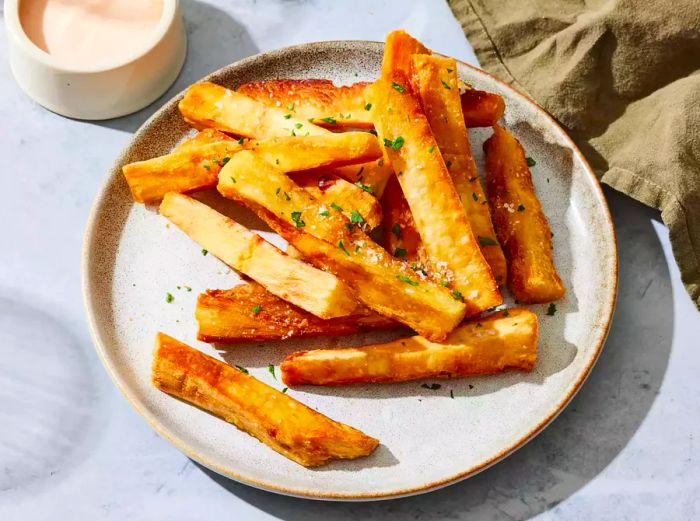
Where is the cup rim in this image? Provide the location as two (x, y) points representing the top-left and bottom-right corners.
(3, 0), (180, 74)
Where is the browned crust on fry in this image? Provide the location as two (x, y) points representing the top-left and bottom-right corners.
(280, 308), (538, 386)
(152, 333), (379, 466)
(484, 125), (565, 303)
(237, 79), (373, 129)
(196, 283), (398, 343)
(380, 174), (424, 262)
(460, 89), (506, 128)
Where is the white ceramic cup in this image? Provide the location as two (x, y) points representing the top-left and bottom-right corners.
(4, 0), (187, 120)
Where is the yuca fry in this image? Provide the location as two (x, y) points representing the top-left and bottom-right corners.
(411, 54), (507, 284)
(380, 174), (424, 262)
(173, 128), (235, 153)
(294, 171), (383, 229)
(237, 79), (373, 129)
(217, 151), (467, 341)
(152, 333), (379, 467)
(366, 75), (502, 315)
(381, 29), (431, 78)
(179, 81), (328, 139)
(123, 131), (381, 204)
(461, 88), (505, 128)
(160, 193), (358, 318)
(484, 125), (565, 303)
(281, 308), (537, 386)
(196, 283), (397, 343)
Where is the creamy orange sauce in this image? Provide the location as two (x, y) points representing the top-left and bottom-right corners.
(19, 0), (163, 69)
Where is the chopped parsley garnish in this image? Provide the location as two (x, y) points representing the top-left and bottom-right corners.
(294, 122), (303, 129)
(547, 303), (557, 316)
(201, 248), (208, 256)
(478, 236), (498, 247)
(230, 176), (236, 184)
(441, 80), (451, 90)
(440, 280), (449, 287)
(275, 158), (280, 165)
(330, 202), (344, 212)
(472, 192), (478, 201)
(468, 176), (478, 182)
(282, 387), (288, 394)
(275, 187), (281, 195)
(421, 383), (441, 390)
(350, 210), (365, 224)
(526, 156), (536, 167)
(203, 164), (211, 171)
(447, 68), (453, 73)
(450, 389), (455, 399)
(220, 156), (231, 166)
(268, 364), (276, 380)
(392, 223), (402, 239)
(445, 160), (452, 168)
(451, 289), (464, 301)
(291, 211), (306, 228)
(364, 103), (372, 111)
(287, 102), (295, 111)
(502, 310), (510, 317)
(237, 137), (245, 144)
(320, 116), (337, 125)
(391, 82), (406, 93)
(319, 210), (330, 217)
(338, 241), (350, 255)
(283, 192), (291, 201)
(184, 286), (192, 292)
(397, 275), (419, 286)
(394, 247), (407, 258)
(377, 158), (384, 166)
(252, 305), (262, 314)
(383, 136), (405, 150)
(284, 113), (292, 119)
(354, 181), (373, 193)
(517, 204), (525, 212)
(165, 292), (174, 303)
(428, 145), (435, 153)
(345, 223), (354, 231)
(235, 365), (249, 374)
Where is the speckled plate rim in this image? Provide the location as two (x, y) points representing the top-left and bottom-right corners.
(81, 40), (618, 501)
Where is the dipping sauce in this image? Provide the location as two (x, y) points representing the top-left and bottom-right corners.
(19, 0), (163, 70)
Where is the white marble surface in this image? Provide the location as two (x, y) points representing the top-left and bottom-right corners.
(0, 0), (698, 519)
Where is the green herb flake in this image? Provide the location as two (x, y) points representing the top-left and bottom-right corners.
(391, 82), (406, 93)
(421, 383), (441, 390)
(235, 365), (249, 374)
(478, 236), (498, 247)
(203, 164), (211, 171)
(526, 156), (536, 167)
(294, 122), (303, 129)
(275, 158), (280, 165)
(428, 145), (435, 153)
(468, 176), (478, 182)
(517, 204), (525, 212)
(330, 202), (344, 212)
(185, 286), (192, 292)
(275, 187), (281, 195)
(391, 223), (403, 239)
(447, 68), (454, 73)
(397, 275), (419, 286)
(201, 248), (208, 256)
(350, 210), (365, 224)
(547, 303), (557, 316)
(338, 241), (350, 256)
(320, 116), (337, 125)
(440, 280), (449, 287)
(282, 387), (288, 394)
(284, 113), (292, 119)
(450, 389), (455, 399)
(472, 192), (478, 201)
(345, 223), (354, 231)
(291, 211), (306, 228)
(441, 80), (451, 90)
(451, 289), (464, 301)
(355, 181), (373, 193)
(287, 102), (295, 111)
(230, 176), (236, 184)
(252, 305), (262, 314)
(394, 247), (407, 258)
(383, 136), (405, 151)
(377, 159), (385, 166)
(364, 103), (372, 111)
(165, 292), (174, 303)
(220, 156), (231, 167)
(502, 310), (510, 317)
(268, 364), (276, 380)
(237, 137), (245, 145)
(445, 160), (452, 168)
(319, 210), (330, 217)
(283, 192), (291, 201)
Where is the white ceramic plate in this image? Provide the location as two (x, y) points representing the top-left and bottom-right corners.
(82, 41), (617, 500)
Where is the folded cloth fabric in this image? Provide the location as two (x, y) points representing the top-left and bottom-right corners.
(450, 0), (700, 308)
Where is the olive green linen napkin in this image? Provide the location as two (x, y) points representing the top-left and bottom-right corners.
(449, 0), (700, 308)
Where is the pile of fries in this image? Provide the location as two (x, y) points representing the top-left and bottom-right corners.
(123, 30), (565, 468)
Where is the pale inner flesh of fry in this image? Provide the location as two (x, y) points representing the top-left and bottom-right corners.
(281, 308), (538, 385)
(152, 333), (379, 467)
(160, 192), (358, 319)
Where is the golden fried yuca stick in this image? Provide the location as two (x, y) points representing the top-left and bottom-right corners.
(217, 151), (466, 341)
(123, 131), (382, 204)
(152, 333), (379, 467)
(411, 54), (507, 284)
(293, 171), (382, 229)
(160, 193), (358, 318)
(380, 174), (424, 262)
(281, 308), (537, 386)
(461, 88), (505, 128)
(366, 75), (502, 315)
(237, 79), (374, 129)
(196, 283), (398, 343)
(179, 82), (329, 139)
(173, 128), (235, 153)
(326, 155), (395, 198)
(381, 30), (431, 78)
(483, 125), (565, 303)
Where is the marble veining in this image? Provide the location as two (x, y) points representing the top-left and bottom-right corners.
(0, 1), (698, 519)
